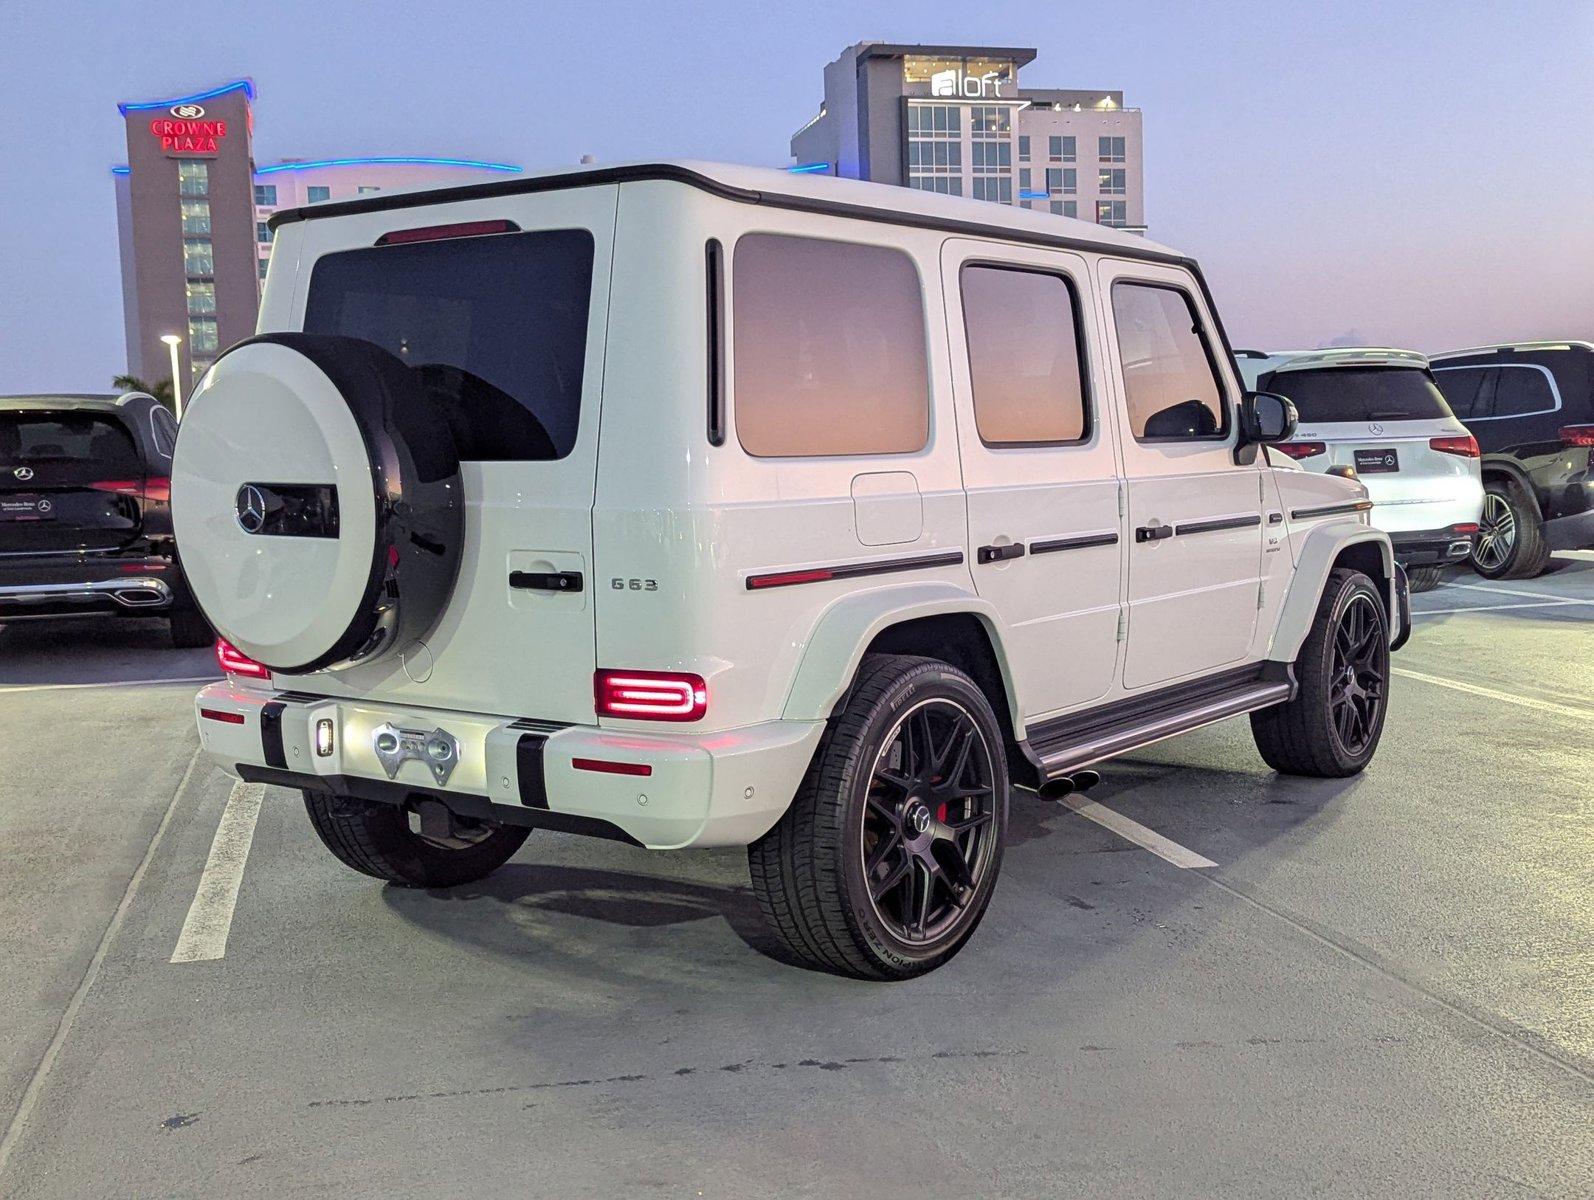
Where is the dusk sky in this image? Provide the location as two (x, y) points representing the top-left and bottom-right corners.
(2, 0), (1590, 393)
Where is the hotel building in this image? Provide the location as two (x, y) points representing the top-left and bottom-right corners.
(791, 43), (1145, 232)
(113, 80), (521, 391)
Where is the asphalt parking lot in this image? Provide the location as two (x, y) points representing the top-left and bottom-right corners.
(1, 557), (1590, 1199)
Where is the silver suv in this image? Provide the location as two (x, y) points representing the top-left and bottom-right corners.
(1236, 348), (1484, 590)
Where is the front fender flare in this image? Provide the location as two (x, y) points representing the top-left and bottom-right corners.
(780, 582), (1026, 734)
(1270, 523), (1398, 663)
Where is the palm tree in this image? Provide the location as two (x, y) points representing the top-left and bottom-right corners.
(112, 373), (175, 410)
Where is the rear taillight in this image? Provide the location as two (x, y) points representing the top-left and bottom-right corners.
(1271, 441), (1327, 460)
(1558, 424), (1594, 448)
(215, 637), (271, 680)
(88, 476), (169, 501)
(594, 669), (708, 722)
(1429, 434), (1480, 458)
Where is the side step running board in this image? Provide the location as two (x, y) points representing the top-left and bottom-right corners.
(1020, 664), (1295, 780)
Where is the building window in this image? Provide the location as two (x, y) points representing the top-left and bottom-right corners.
(1044, 168), (1077, 195)
(253, 184), (277, 207)
(972, 177), (1013, 202)
(182, 238), (214, 278)
(187, 316), (219, 355)
(307, 185), (331, 203)
(1052, 200), (1078, 218)
(1096, 200), (1128, 226)
(1018, 135), (1030, 162)
(1049, 135), (1075, 162)
(258, 257), (270, 280)
(257, 222), (273, 244)
(731, 234), (929, 458)
(179, 199), (211, 236)
(960, 264), (1089, 445)
(190, 359), (214, 381)
(1099, 169), (1127, 195)
(907, 103), (963, 195)
(1099, 136), (1126, 163)
(357, 185), (380, 194)
(177, 160), (209, 197)
(970, 106), (1014, 204)
(1111, 282), (1226, 440)
(1018, 168), (1031, 193)
(185, 280), (216, 315)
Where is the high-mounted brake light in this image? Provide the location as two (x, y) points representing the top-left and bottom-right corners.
(375, 219), (519, 246)
(594, 669), (708, 722)
(1429, 434), (1480, 458)
(1558, 424), (1594, 448)
(215, 637), (271, 680)
(1271, 441), (1327, 460)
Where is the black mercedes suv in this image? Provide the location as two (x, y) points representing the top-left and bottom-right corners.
(0, 393), (211, 646)
(1430, 342), (1594, 579)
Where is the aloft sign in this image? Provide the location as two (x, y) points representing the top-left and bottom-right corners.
(147, 104), (228, 156)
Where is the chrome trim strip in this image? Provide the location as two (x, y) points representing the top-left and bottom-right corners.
(0, 577), (172, 609)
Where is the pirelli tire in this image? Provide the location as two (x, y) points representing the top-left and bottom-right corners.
(171, 333), (464, 675)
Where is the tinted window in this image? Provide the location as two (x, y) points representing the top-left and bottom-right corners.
(733, 234), (929, 457)
(304, 229), (594, 461)
(1490, 366), (1557, 417)
(0, 414), (138, 470)
(1111, 283), (1226, 439)
(1432, 367), (1493, 419)
(961, 265), (1088, 444)
(1262, 368), (1454, 423)
(150, 408), (178, 458)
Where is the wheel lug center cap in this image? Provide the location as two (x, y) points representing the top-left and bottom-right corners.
(904, 800), (932, 837)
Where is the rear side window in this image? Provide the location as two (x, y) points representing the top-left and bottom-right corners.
(1490, 366), (1559, 418)
(1432, 366), (1493, 419)
(960, 264), (1089, 445)
(1262, 368), (1455, 423)
(732, 234), (929, 457)
(0, 414), (139, 471)
(1110, 283), (1227, 440)
(303, 229), (594, 461)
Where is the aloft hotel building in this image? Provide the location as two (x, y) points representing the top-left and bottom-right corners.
(791, 43), (1145, 233)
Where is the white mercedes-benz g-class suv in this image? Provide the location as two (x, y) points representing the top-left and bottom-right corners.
(174, 162), (1409, 979)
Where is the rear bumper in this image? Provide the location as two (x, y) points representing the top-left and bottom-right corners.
(0, 574), (173, 617)
(1545, 507), (1594, 552)
(194, 683), (825, 850)
(1388, 525), (1476, 566)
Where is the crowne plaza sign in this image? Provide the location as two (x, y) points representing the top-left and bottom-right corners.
(147, 104), (228, 156)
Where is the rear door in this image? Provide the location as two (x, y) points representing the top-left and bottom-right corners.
(1096, 261), (1264, 690)
(940, 240), (1124, 719)
(280, 186), (619, 722)
(0, 410), (145, 555)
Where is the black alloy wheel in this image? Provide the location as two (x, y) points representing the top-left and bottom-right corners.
(1327, 592), (1385, 757)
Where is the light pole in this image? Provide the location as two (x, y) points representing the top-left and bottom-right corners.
(160, 334), (183, 419)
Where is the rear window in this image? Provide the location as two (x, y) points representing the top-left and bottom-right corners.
(1260, 367), (1454, 423)
(1432, 366), (1492, 419)
(0, 413), (139, 470)
(303, 228), (595, 461)
(1490, 365), (1558, 418)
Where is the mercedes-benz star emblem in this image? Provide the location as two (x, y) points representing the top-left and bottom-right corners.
(12, 466), (33, 481)
(235, 484), (267, 534)
(1368, 423), (1385, 435)
(907, 802), (931, 836)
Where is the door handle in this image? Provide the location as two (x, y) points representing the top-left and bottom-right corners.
(1134, 525), (1173, 543)
(976, 543), (1026, 564)
(509, 570), (584, 593)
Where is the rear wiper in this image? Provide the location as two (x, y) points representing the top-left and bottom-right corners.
(1367, 411), (1412, 420)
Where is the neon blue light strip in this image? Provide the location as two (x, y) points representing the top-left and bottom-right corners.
(787, 162), (831, 174)
(119, 80), (254, 115)
(111, 165), (131, 176)
(254, 156), (522, 175)
(1019, 190), (1049, 199)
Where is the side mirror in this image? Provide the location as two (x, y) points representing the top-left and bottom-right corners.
(1235, 391), (1298, 463)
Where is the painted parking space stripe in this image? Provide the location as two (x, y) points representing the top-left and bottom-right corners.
(171, 781), (265, 964)
(1437, 580), (1593, 604)
(1058, 794), (1217, 869)
(0, 676), (217, 696)
(1414, 600), (1585, 617)
(1392, 667), (1594, 721)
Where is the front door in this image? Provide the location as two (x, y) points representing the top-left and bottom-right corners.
(1096, 259), (1264, 690)
(942, 239), (1125, 721)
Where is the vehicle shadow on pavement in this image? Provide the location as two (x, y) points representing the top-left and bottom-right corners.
(0, 616), (216, 687)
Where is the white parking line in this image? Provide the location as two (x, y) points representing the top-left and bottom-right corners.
(0, 676), (217, 696)
(171, 781), (264, 964)
(1415, 600), (1584, 616)
(1392, 667), (1594, 721)
(1439, 580), (1591, 604)
(1058, 794), (1217, 869)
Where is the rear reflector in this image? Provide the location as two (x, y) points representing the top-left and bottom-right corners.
(199, 708), (246, 725)
(746, 567), (837, 590)
(1559, 424), (1594, 447)
(376, 219), (519, 246)
(572, 757), (653, 777)
(215, 637), (271, 680)
(88, 476), (170, 502)
(1429, 434), (1480, 458)
(1271, 441), (1327, 460)
(594, 669), (708, 722)
(1451, 523), (1480, 535)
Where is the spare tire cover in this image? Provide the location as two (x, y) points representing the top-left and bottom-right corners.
(172, 333), (463, 674)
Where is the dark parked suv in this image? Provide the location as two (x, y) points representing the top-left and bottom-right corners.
(0, 393), (211, 646)
(1430, 342), (1594, 579)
